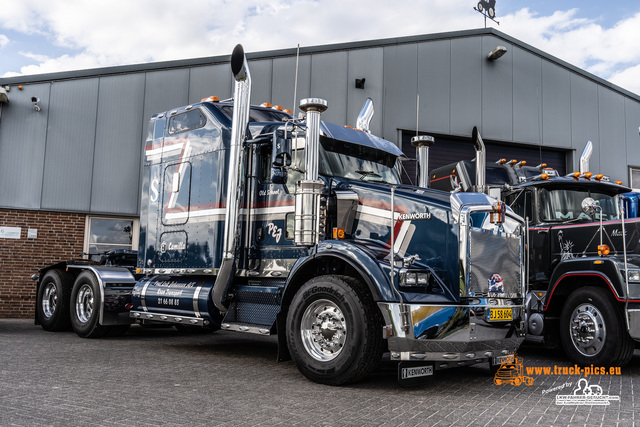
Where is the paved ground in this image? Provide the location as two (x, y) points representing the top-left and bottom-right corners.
(1, 319), (639, 426)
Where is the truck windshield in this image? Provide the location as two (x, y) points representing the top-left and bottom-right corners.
(319, 138), (401, 184)
(539, 188), (621, 222)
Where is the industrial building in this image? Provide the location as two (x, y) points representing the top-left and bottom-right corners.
(1, 27), (639, 317)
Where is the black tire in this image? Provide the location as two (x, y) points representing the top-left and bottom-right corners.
(286, 275), (384, 385)
(477, 2), (483, 13)
(36, 270), (73, 331)
(560, 287), (634, 367)
(70, 271), (111, 338)
(488, 7), (495, 18)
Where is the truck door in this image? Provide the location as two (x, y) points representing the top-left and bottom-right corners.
(248, 142), (306, 277)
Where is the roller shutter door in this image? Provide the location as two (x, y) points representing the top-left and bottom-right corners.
(400, 131), (568, 186)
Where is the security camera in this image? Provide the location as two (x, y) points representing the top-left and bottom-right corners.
(31, 96), (41, 112)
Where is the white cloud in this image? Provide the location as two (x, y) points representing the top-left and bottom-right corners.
(2, 1), (640, 95)
(0, 34), (8, 49)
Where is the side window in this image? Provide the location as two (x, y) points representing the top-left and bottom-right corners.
(84, 217), (139, 261)
(168, 109), (206, 135)
(506, 191), (532, 221)
(259, 145), (272, 184)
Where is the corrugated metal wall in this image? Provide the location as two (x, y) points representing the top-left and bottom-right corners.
(1, 29), (639, 217)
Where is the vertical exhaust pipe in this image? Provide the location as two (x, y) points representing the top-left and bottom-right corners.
(580, 141), (593, 173)
(411, 135), (435, 188)
(355, 98), (374, 133)
(212, 44), (252, 313)
(294, 98), (327, 246)
(472, 126), (486, 194)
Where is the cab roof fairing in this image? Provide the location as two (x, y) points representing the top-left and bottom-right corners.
(512, 177), (631, 194)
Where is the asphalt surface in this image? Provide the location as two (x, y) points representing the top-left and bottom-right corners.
(1, 319), (639, 426)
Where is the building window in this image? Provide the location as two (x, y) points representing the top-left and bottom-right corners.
(630, 167), (640, 191)
(84, 216), (139, 261)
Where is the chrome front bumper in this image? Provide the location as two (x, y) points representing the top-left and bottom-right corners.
(379, 302), (525, 365)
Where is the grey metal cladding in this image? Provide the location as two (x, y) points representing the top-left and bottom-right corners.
(0, 83), (50, 209)
(271, 54), (312, 115)
(91, 74), (145, 215)
(188, 64), (232, 105)
(249, 59), (273, 108)
(541, 61), (571, 148)
(41, 78), (99, 211)
(624, 97), (640, 166)
(417, 40), (451, 135)
(311, 51), (348, 126)
(512, 45), (542, 144)
(347, 47), (383, 136)
(482, 35), (513, 141)
(142, 68), (190, 125)
(382, 43), (417, 142)
(598, 86), (626, 175)
(450, 36), (482, 137)
(570, 76), (599, 171)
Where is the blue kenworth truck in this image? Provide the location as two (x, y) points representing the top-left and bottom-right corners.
(33, 45), (526, 385)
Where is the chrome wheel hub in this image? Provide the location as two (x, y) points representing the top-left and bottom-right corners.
(300, 299), (347, 361)
(570, 303), (606, 356)
(42, 282), (57, 318)
(76, 284), (94, 324)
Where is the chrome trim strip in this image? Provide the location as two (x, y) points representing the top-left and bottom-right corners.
(221, 323), (272, 335)
(192, 285), (202, 318)
(130, 311), (206, 327)
(140, 280), (151, 312)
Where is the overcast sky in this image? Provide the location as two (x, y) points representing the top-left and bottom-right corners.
(1, 0), (640, 95)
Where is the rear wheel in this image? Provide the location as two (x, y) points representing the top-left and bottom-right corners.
(286, 275), (383, 385)
(70, 271), (111, 338)
(36, 270), (73, 331)
(560, 287), (634, 366)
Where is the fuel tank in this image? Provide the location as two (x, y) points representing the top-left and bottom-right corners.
(131, 276), (219, 325)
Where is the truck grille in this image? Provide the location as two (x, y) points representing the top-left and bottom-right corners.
(468, 228), (522, 298)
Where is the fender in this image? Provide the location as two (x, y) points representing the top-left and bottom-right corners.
(67, 265), (137, 325)
(544, 257), (639, 310)
(285, 240), (394, 303)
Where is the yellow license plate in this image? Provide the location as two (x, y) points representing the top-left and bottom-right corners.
(487, 308), (512, 322)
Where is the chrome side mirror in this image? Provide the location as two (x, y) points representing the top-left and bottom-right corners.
(581, 197), (598, 216)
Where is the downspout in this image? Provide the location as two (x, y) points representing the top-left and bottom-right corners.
(472, 126), (486, 194)
(212, 44), (252, 313)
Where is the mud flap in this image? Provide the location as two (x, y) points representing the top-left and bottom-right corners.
(398, 361), (435, 387)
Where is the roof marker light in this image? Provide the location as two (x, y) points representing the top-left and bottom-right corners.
(497, 158), (507, 165)
(261, 102), (272, 108)
(536, 163), (547, 170)
(509, 159), (518, 166)
(200, 96), (219, 102)
(616, 180), (623, 185)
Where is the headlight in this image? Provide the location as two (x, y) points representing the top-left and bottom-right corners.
(399, 270), (430, 287)
(627, 269), (640, 282)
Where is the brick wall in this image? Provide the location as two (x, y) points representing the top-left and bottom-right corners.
(0, 209), (85, 318)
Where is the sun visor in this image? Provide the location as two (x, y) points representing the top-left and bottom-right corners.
(320, 121), (405, 158)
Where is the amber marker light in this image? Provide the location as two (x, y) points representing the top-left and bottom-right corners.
(541, 173), (549, 180)
(598, 244), (610, 256)
(333, 227), (346, 239)
(616, 180), (623, 185)
(593, 260), (604, 265)
(509, 159), (518, 166)
(596, 174), (604, 181)
(497, 158), (507, 165)
(200, 96), (219, 102)
(585, 172), (593, 180)
(261, 102), (272, 108)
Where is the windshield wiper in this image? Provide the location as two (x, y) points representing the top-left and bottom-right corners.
(356, 170), (382, 181)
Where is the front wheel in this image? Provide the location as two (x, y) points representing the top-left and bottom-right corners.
(560, 287), (634, 366)
(70, 271), (111, 338)
(286, 276), (384, 385)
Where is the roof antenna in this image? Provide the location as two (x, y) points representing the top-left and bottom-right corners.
(292, 44), (300, 118)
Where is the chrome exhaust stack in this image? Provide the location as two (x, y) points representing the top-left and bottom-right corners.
(472, 126), (486, 194)
(411, 135), (435, 188)
(579, 140), (593, 173)
(355, 98), (374, 133)
(212, 44), (252, 313)
(294, 98), (327, 246)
